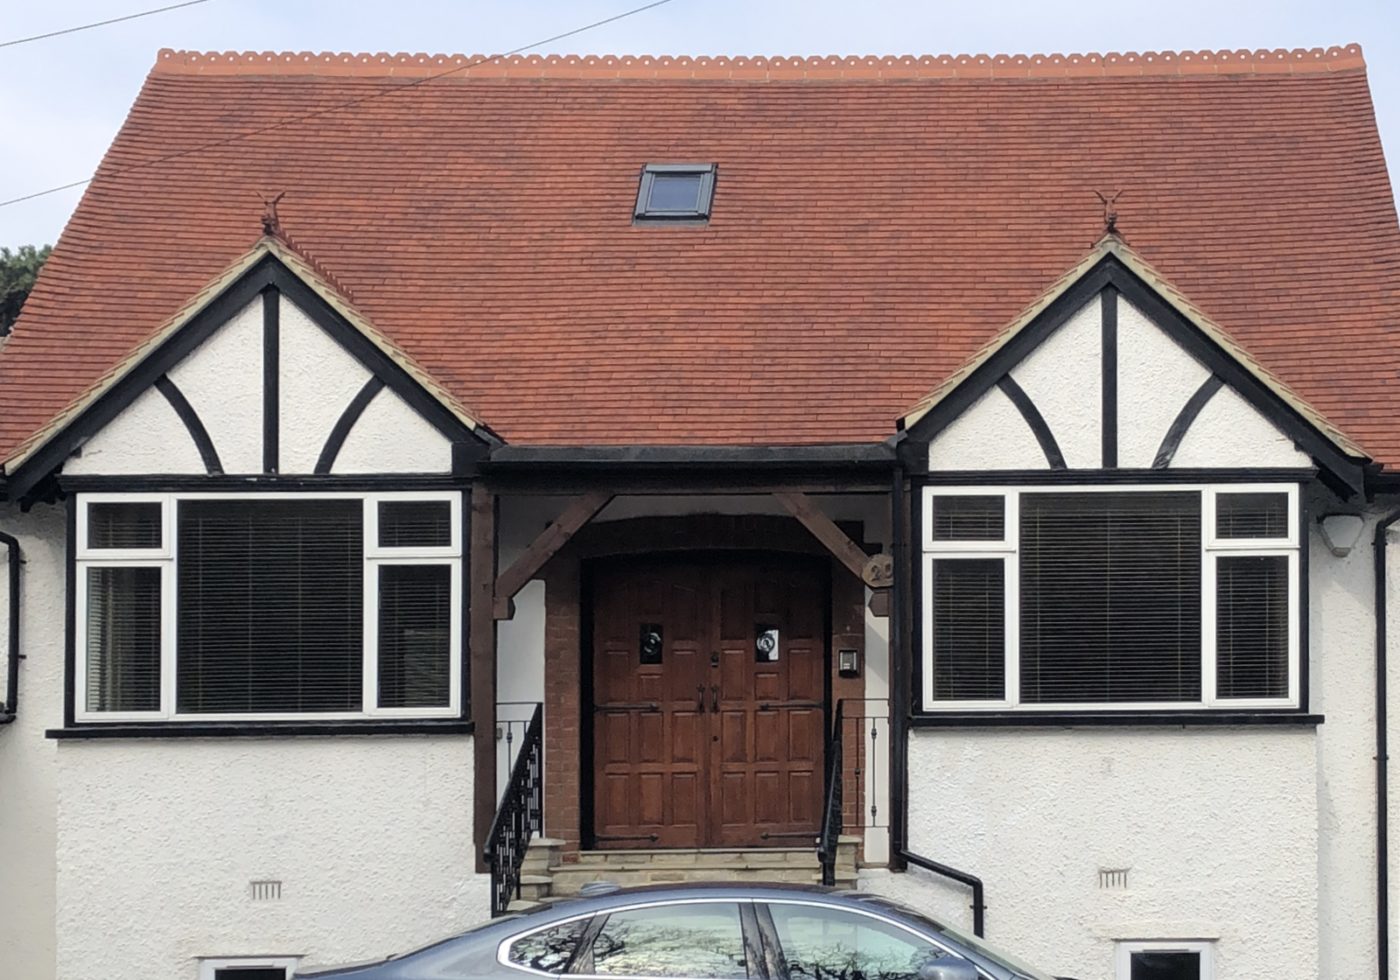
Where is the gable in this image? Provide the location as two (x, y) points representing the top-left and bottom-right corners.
(906, 244), (1366, 494)
(6, 243), (493, 497)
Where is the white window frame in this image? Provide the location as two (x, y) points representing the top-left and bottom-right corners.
(75, 491), (462, 723)
(197, 956), (300, 980)
(921, 483), (1300, 712)
(1114, 940), (1215, 980)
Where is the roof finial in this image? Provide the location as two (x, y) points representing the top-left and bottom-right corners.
(259, 190), (286, 238)
(1094, 189), (1124, 237)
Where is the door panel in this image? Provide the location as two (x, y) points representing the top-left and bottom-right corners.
(591, 558), (827, 848)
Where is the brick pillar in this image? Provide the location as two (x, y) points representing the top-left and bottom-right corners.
(543, 558), (582, 860)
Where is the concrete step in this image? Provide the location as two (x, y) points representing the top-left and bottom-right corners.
(572, 848), (821, 870)
(549, 863), (826, 893)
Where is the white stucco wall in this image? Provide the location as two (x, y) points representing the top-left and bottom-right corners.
(64, 385), (206, 475)
(1116, 299), (1209, 468)
(884, 726), (1319, 980)
(278, 297), (372, 474)
(1009, 295), (1101, 469)
(0, 504), (64, 980)
(927, 386), (1048, 471)
(331, 388), (453, 474)
(1173, 383), (1310, 469)
(167, 297), (265, 475)
(54, 736), (486, 980)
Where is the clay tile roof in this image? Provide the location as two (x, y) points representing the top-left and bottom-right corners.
(2, 44), (1398, 464)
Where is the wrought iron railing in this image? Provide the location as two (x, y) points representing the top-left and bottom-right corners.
(817, 700), (845, 886)
(485, 701), (543, 916)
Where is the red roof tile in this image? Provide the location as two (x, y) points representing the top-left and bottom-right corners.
(3, 45), (1398, 462)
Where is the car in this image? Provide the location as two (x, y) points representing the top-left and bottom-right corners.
(294, 882), (1063, 980)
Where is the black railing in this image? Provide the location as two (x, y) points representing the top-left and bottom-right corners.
(485, 701), (543, 916)
(817, 700), (845, 886)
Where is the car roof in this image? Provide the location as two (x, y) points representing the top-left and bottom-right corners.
(501, 881), (911, 924)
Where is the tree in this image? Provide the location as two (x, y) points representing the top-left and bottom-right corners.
(1, 244), (53, 336)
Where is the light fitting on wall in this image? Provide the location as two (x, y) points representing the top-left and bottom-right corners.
(1319, 513), (1366, 557)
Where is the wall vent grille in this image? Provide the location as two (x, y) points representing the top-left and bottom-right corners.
(1098, 868), (1130, 889)
(250, 879), (283, 901)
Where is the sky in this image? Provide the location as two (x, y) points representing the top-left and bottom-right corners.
(1, 0), (1398, 248)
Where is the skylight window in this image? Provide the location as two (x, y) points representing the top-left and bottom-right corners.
(635, 164), (716, 221)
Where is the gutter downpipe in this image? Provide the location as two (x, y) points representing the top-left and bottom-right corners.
(1375, 509), (1400, 980)
(0, 530), (19, 724)
(890, 461), (987, 937)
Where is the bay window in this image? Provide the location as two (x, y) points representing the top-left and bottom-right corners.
(921, 484), (1300, 711)
(75, 492), (462, 722)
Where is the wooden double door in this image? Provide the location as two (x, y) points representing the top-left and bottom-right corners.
(590, 557), (827, 849)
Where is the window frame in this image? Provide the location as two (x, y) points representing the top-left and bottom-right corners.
(920, 482), (1301, 713)
(74, 490), (463, 724)
(196, 956), (300, 980)
(1113, 939), (1215, 980)
(634, 164), (717, 222)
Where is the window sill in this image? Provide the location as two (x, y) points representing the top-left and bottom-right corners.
(908, 710), (1323, 729)
(47, 718), (475, 740)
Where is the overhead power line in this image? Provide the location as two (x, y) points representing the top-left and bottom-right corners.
(0, 0), (679, 210)
(0, 0), (214, 50)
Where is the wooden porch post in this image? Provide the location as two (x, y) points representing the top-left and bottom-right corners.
(470, 484), (498, 873)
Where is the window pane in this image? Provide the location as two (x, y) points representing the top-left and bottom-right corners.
(85, 566), (161, 712)
(378, 565), (452, 708)
(1216, 491), (1290, 539)
(647, 172), (704, 212)
(508, 919), (589, 974)
(769, 902), (943, 980)
(591, 904), (747, 978)
(1217, 555), (1290, 699)
(930, 558), (1005, 701)
(378, 500), (452, 548)
(177, 500), (363, 714)
(931, 495), (1005, 541)
(87, 501), (162, 550)
(1020, 492), (1202, 704)
(1130, 950), (1201, 980)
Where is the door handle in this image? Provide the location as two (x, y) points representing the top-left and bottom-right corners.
(710, 684), (720, 714)
(697, 685), (706, 712)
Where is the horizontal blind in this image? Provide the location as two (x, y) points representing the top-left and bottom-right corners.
(1217, 555), (1289, 699)
(930, 558), (1005, 700)
(177, 499), (363, 714)
(85, 566), (162, 712)
(1020, 492), (1202, 704)
(931, 495), (1005, 541)
(87, 501), (163, 550)
(378, 500), (452, 549)
(378, 564), (452, 708)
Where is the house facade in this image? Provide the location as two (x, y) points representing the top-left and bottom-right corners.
(1, 44), (1399, 980)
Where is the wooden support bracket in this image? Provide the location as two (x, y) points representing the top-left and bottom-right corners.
(773, 491), (895, 593)
(493, 490), (613, 619)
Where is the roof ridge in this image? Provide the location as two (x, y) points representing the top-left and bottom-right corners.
(152, 45), (1366, 81)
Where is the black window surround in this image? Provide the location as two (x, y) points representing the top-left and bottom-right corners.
(72, 491), (463, 724)
(634, 163), (717, 222)
(919, 483), (1302, 714)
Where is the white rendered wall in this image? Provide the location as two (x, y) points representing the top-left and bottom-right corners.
(1173, 384), (1310, 468)
(54, 736), (486, 980)
(167, 297), (264, 474)
(0, 504), (64, 980)
(881, 727), (1319, 979)
(64, 385), (206, 475)
(1116, 299), (1210, 468)
(60, 291), (455, 479)
(278, 298), (372, 474)
(927, 386), (1048, 471)
(1007, 295), (1100, 469)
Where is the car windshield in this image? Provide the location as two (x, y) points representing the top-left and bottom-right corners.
(857, 896), (1058, 980)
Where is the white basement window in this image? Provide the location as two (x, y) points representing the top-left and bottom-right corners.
(198, 957), (300, 980)
(1115, 940), (1214, 980)
(76, 492), (462, 722)
(920, 484), (1300, 711)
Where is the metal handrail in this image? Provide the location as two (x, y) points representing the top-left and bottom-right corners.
(484, 701), (544, 916)
(817, 700), (845, 886)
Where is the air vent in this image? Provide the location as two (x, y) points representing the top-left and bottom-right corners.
(1098, 868), (1130, 890)
(250, 879), (283, 901)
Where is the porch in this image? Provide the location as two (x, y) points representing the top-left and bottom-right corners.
(467, 450), (900, 912)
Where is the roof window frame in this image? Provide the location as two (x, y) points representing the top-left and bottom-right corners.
(634, 163), (717, 222)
